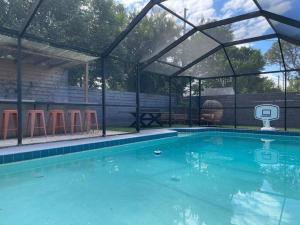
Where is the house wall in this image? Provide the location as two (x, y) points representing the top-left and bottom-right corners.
(0, 59), (68, 101)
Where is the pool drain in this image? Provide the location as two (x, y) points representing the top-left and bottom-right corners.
(154, 149), (162, 156)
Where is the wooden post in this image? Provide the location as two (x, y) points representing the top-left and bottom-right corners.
(84, 63), (89, 103)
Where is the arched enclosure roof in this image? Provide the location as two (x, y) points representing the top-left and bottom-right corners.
(0, 0), (299, 78)
(103, 0), (300, 79)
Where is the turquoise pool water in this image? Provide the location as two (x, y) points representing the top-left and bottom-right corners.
(0, 132), (299, 225)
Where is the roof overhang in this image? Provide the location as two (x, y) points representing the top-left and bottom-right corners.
(0, 34), (99, 68)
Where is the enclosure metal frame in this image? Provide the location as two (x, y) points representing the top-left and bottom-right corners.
(0, 0), (299, 144)
(121, 0), (299, 131)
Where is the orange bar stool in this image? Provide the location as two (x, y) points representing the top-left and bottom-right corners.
(26, 110), (47, 137)
(48, 110), (66, 135)
(2, 110), (18, 140)
(68, 110), (82, 134)
(84, 110), (99, 131)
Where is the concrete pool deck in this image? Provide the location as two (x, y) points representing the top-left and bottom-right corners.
(0, 130), (128, 148)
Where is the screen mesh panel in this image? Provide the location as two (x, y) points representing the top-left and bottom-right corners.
(180, 49), (234, 78)
(158, 31), (219, 68)
(236, 72), (285, 130)
(205, 16), (274, 44)
(237, 107), (285, 130)
(227, 38), (284, 75)
(257, 0), (300, 22)
(144, 61), (181, 76)
(236, 73), (285, 108)
(287, 108), (300, 131)
(201, 77), (234, 108)
(191, 79), (201, 126)
(0, 37), (18, 145)
(0, 0), (37, 31)
(287, 71), (300, 108)
(170, 76), (190, 127)
(110, 5), (192, 63)
(201, 77), (235, 127)
(270, 20), (300, 43)
(161, 0), (258, 26)
(24, 0), (133, 52)
(105, 57), (137, 134)
(105, 57), (136, 92)
(140, 73), (170, 129)
(280, 40), (300, 70)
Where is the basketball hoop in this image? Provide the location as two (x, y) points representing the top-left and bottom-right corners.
(254, 104), (280, 131)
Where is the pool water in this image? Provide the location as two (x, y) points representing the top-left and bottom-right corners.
(0, 132), (300, 225)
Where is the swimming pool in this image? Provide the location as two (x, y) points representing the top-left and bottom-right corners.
(0, 131), (299, 225)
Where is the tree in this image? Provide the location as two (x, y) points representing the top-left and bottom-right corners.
(109, 8), (189, 93)
(265, 40), (300, 92)
(228, 46), (279, 93)
(287, 74), (300, 92)
(0, 0), (129, 88)
(0, 0), (33, 30)
(265, 40), (300, 71)
(190, 45), (279, 94)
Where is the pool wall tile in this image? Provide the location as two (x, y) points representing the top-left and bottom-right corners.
(56, 148), (64, 155)
(3, 154), (14, 164)
(48, 148), (56, 156)
(24, 152), (33, 160)
(32, 150), (41, 159)
(0, 131), (177, 165)
(41, 150), (49, 158)
(63, 147), (70, 154)
(13, 153), (24, 162)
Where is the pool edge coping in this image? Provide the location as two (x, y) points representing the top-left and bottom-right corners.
(171, 127), (300, 136)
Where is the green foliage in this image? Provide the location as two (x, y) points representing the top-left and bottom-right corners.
(201, 77), (233, 90)
(264, 41), (284, 69)
(227, 47), (265, 74)
(107, 7), (182, 92)
(265, 40), (300, 71)
(288, 78), (300, 92)
(0, 0), (33, 29)
(0, 0), (129, 88)
(116, 9), (181, 63)
(286, 72), (300, 92)
(228, 46), (279, 93)
(237, 76), (280, 94)
(265, 40), (300, 92)
(191, 46), (278, 94)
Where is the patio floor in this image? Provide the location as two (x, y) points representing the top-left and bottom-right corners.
(0, 130), (129, 148)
